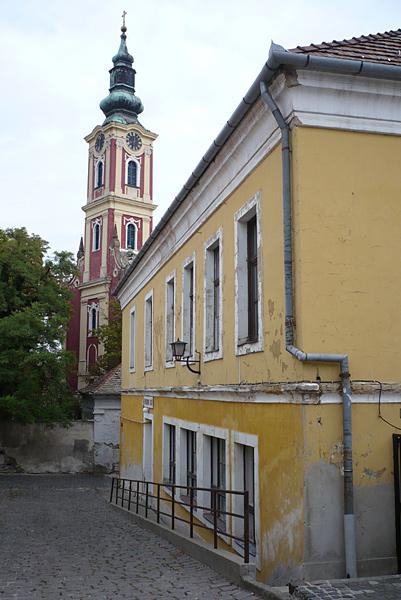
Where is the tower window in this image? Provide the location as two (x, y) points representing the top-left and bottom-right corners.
(126, 222), (137, 250)
(93, 222), (101, 251)
(88, 302), (99, 336)
(96, 161), (104, 188)
(127, 160), (138, 187)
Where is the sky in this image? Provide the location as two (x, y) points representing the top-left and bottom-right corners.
(1, 0), (401, 256)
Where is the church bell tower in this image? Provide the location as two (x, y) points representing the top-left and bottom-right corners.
(66, 16), (157, 390)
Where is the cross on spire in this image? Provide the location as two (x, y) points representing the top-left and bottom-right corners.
(121, 10), (127, 32)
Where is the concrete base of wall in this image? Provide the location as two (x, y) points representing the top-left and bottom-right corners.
(303, 556), (397, 582)
(109, 503), (289, 600)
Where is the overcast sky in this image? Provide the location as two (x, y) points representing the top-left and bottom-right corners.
(1, 1), (401, 256)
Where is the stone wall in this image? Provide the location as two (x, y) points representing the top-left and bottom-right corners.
(0, 421), (94, 473)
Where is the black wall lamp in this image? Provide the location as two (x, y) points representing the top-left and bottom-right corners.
(170, 339), (201, 374)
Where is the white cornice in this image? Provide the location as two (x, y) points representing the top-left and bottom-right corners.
(82, 195), (158, 213)
(121, 383), (401, 404)
(117, 69), (401, 308)
(85, 121), (158, 143)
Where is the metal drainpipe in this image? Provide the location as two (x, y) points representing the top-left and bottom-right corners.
(260, 81), (357, 579)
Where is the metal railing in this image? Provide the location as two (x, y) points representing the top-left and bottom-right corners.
(110, 477), (251, 563)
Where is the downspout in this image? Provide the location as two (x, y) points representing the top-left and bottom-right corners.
(260, 81), (357, 579)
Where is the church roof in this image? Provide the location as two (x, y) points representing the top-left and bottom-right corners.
(99, 22), (143, 125)
(291, 29), (401, 66)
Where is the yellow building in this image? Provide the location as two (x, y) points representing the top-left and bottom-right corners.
(115, 30), (401, 584)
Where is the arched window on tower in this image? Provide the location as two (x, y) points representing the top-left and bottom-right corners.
(88, 303), (99, 336)
(127, 160), (138, 187)
(93, 222), (101, 251)
(90, 307), (98, 332)
(96, 161), (104, 187)
(126, 222), (137, 250)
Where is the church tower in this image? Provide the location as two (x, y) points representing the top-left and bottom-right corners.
(67, 17), (157, 390)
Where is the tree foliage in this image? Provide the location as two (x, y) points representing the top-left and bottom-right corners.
(89, 299), (122, 377)
(0, 228), (79, 423)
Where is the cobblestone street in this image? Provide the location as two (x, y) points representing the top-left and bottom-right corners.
(0, 475), (261, 600)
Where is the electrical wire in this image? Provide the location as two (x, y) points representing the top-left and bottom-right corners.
(375, 379), (401, 432)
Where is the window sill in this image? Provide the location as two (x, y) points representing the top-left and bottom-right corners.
(144, 365), (154, 373)
(165, 360), (175, 369)
(128, 367), (136, 374)
(203, 349), (223, 363)
(126, 184), (140, 189)
(235, 338), (263, 356)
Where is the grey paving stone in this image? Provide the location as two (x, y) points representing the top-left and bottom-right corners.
(0, 474), (261, 599)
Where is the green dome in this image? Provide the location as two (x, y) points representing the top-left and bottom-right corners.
(100, 26), (143, 125)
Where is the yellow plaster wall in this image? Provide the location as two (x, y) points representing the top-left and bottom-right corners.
(304, 402), (399, 488)
(121, 145), (305, 390)
(123, 126), (401, 389)
(292, 127), (401, 381)
(120, 393), (305, 581)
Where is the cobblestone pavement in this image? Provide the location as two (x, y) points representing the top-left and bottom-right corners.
(290, 575), (401, 600)
(0, 474), (261, 600)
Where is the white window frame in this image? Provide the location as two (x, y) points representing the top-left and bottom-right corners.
(86, 343), (97, 368)
(126, 222), (138, 251)
(95, 159), (104, 188)
(231, 431), (260, 568)
(203, 229), (223, 362)
(129, 306), (136, 372)
(234, 192), (263, 355)
(144, 289), (154, 372)
(142, 412), (153, 482)
(125, 156), (141, 188)
(92, 217), (102, 252)
(165, 271), (176, 368)
(162, 422), (177, 484)
(161, 416), (230, 542)
(87, 302), (99, 336)
(181, 254), (196, 361)
(123, 216), (141, 252)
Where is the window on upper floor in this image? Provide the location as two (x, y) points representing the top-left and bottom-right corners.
(129, 307), (136, 371)
(126, 222), (137, 250)
(127, 159), (138, 187)
(144, 291), (153, 370)
(96, 160), (104, 188)
(165, 274), (176, 366)
(204, 231), (222, 359)
(235, 193), (263, 354)
(93, 221), (101, 251)
(182, 258), (195, 358)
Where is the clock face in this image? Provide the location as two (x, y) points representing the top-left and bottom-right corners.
(95, 133), (105, 153)
(126, 132), (142, 151)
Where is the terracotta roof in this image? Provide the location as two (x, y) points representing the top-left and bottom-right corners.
(290, 29), (401, 66)
(80, 364), (121, 396)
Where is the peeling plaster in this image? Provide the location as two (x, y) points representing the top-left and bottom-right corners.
(363, 467), (386, 480)
(264, 506), (302, 562)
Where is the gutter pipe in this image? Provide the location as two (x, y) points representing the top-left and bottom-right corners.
(259, 80), (357, 579)
(115, 43), (401, 296)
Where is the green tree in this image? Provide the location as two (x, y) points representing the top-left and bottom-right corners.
(89, 299), (122, 377)
(0, 228), (79, 423)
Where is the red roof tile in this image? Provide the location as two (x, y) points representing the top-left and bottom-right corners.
(290, 29), (401, 66)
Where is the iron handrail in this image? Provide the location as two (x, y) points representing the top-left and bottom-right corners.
(110, 476), (251, 563)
